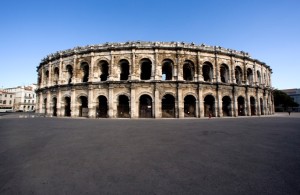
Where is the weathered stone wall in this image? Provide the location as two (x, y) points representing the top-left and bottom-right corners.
(36, 41), (274, 118)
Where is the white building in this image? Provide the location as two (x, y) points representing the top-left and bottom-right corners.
(5, 84), (37, 112)
(0, 90), (15, 112)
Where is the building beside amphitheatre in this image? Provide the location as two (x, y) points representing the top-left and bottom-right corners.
(36, 41), (274, 118)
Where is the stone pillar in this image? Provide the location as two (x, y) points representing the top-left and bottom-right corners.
(175, 52), (180, 81)
(177, 85), (184, 118)
(88, 86), (94, 118)
(154, 49), (160, 80)
(195, 100), (199, 117)
(198, 85), (204, 118)
(230, 56), (235, 84)
(38, 92), (43, 113)
(131, 49), (136, 80)
(71, 88), (76, 117)
(130, 85), (137, 118)
(108, 85), (114, 118)
(245, 88), (250, 116)
(57, 89), (62, 117)
(48, 63), (52, 87)
(154, 84), (160, 118)
(73, 56), (77, 84)
(233, 87), (238, 117)
(214, 51), (219, 83)
(109, 51), (114, 81)
(89, 54), (95, 83)
(46, 91), (51, 116)
(197, 51), (203, 82)
(217, 93), (222, 117)
(59, 58), (63, 85)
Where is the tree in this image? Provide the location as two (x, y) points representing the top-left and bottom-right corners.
(273, 89), (299, 111)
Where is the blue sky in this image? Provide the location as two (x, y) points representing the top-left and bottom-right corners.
(0, 0), (299, 89)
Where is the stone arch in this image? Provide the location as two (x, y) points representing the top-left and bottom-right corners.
(250, 96), (256, 116)
(257, 70), (261, 85)
(202, 61), (213, 82)
(44, 69), (49, 84)
(80, 62), (89, 82)
(53, 67), (59, 84)
(184, 95), (196, 117)
(183, 60), (195, 81)
(96, 95), (108, 118)
(140, 58), (152, 80)
(162, 59), (174, 81)
(237, 96), (245, 116)
(52, 96), (57, 116)
(222, 96), (232, 117)
(220, 64), (229, 83)
(247, 68), (253, 85)
(98, 60), (109, 81)
(235, 66), (243, 84)
(66, 64), (73, 84)
(119, 59), (130, 80)
(117, 94), (130, 118)
(204, 94), (215, 117)
(139, 94), (153, 118)
(63, 96), (71, 117)
(78, 95), (88, 117)
(162, 94), (175, 118)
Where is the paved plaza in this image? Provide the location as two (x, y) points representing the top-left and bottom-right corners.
(0, 114), (300, 194)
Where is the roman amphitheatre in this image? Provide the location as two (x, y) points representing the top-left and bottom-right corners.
(36, 41), (274, 118)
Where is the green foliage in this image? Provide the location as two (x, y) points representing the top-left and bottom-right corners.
(273, 89), (299, 109)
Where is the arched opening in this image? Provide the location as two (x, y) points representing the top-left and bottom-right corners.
(222, 96), (231, 116)
(45, 70), (49, 84)
(81, 62), (89, 82)
(260, 98), (264, 115)
(43, 98), (47, 114)
(66, 65), (73, 84)
(220, 64), (229, 83)
(52, 97), (57, 116)
(140, 59), (152, 80)
(204, 95), (215, 117)
(139, 95), (153, 118)
(99, 60), (109, 81)
(247, 68), (253, 85)
(38, 72), (42, 86)
(250, 96), (256, 116)
(257, 71), (261, 85)
(235, 66), (242, 84)
(183, 61), (194, 81)
(119, 59), (129, 80)
(79, 96), (88, 117)
(97, 96), (108, 118)
(118, 95), (130, 118)
(53, 67), (59, 85)
(238, 96), (245, 116)
(64, 96), (71, 117)
(202, 62), (213, 82)
(184, 95), (196, 117)
(162, 60), (173, 80)
(162, 94), (175, 118)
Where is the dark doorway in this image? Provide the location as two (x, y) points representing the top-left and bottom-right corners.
(97, 96), (108, 118)
(100, 61), (109, 81)
(250, 97), (256, 116)
(139, 95), (153, 118)
(202, 62), (213, 82)
(66, 65), (73, 84)
(120, 60), (129, 80)
(81, 63), (89, 82)
(184, 95), (196, 117)
(118, 95), (130, 118)
(222, 96), (231, 116)
(162, 94), (175, 118)
(64, 97), (71, 117)
(52, 97), (57, 116)
(183, 61), (194, 81)
(140, 59), (152, 80)
(220, 64), (229, 83)
(238, 96), (245, 116)
(260, 98), (264, 115)
(235, 66), (242, 84)
(204, 95), (215, 117)
(162, 60), (173, 80)
(43, 98), (47, 115)
(54, 67), (59, 85)
(79, 96), (88, 117)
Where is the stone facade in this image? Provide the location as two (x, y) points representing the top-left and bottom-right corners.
(36, 41), (274, 118)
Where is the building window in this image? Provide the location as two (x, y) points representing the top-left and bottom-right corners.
(3, 100), (6, 104)
(5, 94), (7, 97)
(10, 95), (12, 98)
(24, 100), (26, 103)
(9, 100), (12, 105)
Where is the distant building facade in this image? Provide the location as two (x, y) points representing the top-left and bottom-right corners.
(36, 41), (274, 118)
(0, 90), (15, 112)
(5, 84), (37, 111)
(281, 88), (300, 112)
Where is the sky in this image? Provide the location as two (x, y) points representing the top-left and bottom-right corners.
(0, 0), (299, 90)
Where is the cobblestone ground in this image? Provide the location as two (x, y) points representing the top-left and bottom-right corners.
(0, 114), (300, 194)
